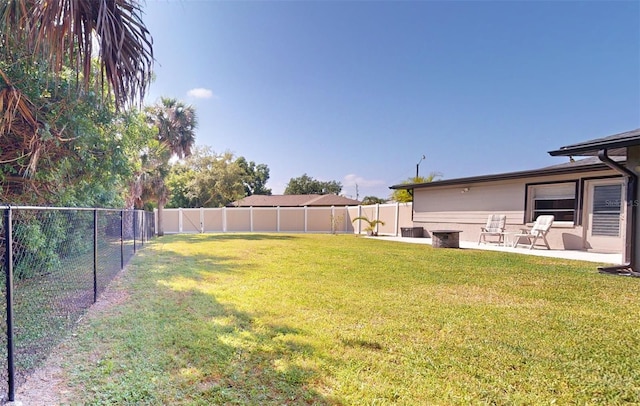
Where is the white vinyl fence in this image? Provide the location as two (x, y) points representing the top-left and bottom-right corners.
(156, 203), (414, 236)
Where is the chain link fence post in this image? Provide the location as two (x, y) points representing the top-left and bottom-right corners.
(4, 207), (15, 402)
(120, 210), (124, 270)
(133, 210), (137, 254)
(93, 210), (98, 303)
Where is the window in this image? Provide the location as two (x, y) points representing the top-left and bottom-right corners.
(528, 182), (577, 223)
(591, 184), (622, 237)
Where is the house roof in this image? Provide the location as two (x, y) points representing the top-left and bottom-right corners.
(548, 128), (640, 157)
(389, 156), (623, 191)
(229, 194), (361, 207)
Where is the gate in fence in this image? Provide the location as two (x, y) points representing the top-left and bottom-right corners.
(0, 207), (154, 403)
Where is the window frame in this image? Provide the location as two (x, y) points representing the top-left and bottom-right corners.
(524, 180), (579, 225)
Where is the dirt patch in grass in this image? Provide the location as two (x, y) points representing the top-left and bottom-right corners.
(12, 272), (130, 405)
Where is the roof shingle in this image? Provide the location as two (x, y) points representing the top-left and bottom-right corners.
(229, 194), (361, 207)
(548, 128), (640, 157)
(390, 157), (622, 190)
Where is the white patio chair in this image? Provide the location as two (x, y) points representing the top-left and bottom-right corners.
(478, 214), (507, 245)
(512, 215), (554, 250)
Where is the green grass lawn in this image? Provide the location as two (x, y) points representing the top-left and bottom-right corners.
(60, 234), (640, 405)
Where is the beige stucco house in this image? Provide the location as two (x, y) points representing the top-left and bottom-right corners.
(391, 129), (640, 269)
(548, 128), (640, 275)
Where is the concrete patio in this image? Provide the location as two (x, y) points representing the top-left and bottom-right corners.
(374, 236), (622, 265)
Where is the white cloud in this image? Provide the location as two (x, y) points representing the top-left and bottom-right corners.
(187, 88), (214, 99)
(341, 174), (391, 199)
(342, 174), (387, 188)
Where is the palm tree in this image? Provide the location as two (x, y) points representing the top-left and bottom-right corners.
(0, 0), (154, 194)
(151, 98), (197, 159)
(351, 216), (386, 236)
(0, 0), (153, 109)
(144, 98), (197, 236)
(361, 196), (387, 205)
(391, 171), (443, 203)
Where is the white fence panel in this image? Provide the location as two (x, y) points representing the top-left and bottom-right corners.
(158, 203), (414, 236)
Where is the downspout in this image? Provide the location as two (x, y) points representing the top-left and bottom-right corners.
(597, 149), (639, 276)
(409, 188), (414, 221)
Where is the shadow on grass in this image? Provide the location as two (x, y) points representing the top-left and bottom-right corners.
(140, 233), (303, 278)
(150, 280), (336, 404)
(161, 233), (300, 243)
(182, 292), (330, 405)
(110, 241), (339, 405)
(133, 248), (251, 281)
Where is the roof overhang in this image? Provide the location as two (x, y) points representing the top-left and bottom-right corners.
(548, 128), (640, 157)
(389, 161), (620, 191)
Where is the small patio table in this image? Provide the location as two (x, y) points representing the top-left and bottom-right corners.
(500, 231), (518, 247)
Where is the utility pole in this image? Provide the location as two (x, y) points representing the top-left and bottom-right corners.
(416, 154), (426, 178)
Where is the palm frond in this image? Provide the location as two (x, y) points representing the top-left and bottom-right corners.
(147, 97), (197, 159)
(30, 0), (154, 108)
(0, 0), (32, 45)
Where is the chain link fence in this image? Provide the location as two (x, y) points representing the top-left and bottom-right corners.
(0, 207), (154, 403)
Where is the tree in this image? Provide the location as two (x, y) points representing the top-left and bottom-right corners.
(184, 150), (246, 208)
(135, 139), (171, 210)
(68, 108), (156, 208)
(390, 172), (443, 203)
(166, 148), (271, 208)
(165, 162), (197, 209)
(144, 98), (197, 235)
(361, 196), (387, 205)
(0, 50), (153, 206)
(0, 1), (154, 205)
(351, 216), (385, 236)
(236, 157), (272, 196)
(149, 98), (197, 159)
(284, 174), (342, 195)
(0, 0), (153, 110)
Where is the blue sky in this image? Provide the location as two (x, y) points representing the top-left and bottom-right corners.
(141, 0), (640, 200)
